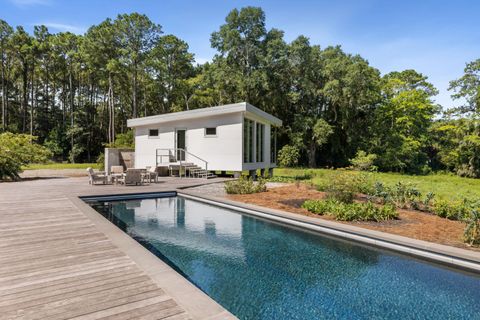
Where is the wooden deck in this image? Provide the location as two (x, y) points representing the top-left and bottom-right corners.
(0, 175), (234, 320)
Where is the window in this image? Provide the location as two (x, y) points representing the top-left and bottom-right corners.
(243, 119), (254, 163)
(205, 127), (217, 136)
(271, 126), (277, 163)
(256, 123), (264, 162)
(149, 129), (159, 137)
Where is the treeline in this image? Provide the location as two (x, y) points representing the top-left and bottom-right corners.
(0, 7), (479, 176)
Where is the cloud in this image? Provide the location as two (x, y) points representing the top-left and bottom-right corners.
(34, 22), (86, 34)
(9, 0), (52, 7)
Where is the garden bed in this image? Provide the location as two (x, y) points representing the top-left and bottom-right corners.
(227, 183), (479, 252)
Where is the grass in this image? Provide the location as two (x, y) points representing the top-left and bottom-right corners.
(274, 168), (480, 201)
(22, 163), (100, 170)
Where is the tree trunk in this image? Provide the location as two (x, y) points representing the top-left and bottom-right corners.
(22, 63), (28, 133)
(132, 63), (137, 118)
(69, 66), (75, 163)
(308, 140), (317, 168)
(1, 44), (5, 131)
(30, 62), (35, 137)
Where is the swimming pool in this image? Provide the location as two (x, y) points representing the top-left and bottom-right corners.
(87, 195), (480, 320)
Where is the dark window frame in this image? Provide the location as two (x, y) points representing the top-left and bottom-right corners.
(148, 129), (159, 137)
(205, 127), (217, 137)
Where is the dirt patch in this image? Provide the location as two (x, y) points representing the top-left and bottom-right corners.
(227, 184), (479, 252)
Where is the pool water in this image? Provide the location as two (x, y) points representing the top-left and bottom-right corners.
(88, 196), (480, 320)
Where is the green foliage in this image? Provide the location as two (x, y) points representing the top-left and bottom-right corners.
(464, 207), (480, 246)
(0, 133), (52, 180)
(302, 199), (398, 222)
(277, 145), (300, 167)
(106, 130), (135, 148)
(23, 163), (100, 170)
(432, 199), (474, 220)
(96, 153), (105, 171)
(372, 181), (423, 209)
(449, 58), (480, 115)
(322, 173), (357, 203)
(0, 9), (477, 179)
(225, 177), (267, 194)
(350, 150), (377, 171)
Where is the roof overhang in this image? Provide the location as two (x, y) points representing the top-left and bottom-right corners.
(127, 102), (282, 128)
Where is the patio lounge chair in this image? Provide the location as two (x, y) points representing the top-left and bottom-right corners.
(117, 168), (143, 186)
(144, 166), (158, 183)
(86, 167), (108, 185)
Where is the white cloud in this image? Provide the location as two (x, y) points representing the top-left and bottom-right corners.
(34, 22), (86, 34)
(9, 0), (52, 7)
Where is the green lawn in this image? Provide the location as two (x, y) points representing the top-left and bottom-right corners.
(273, 168), (480, 201)
(22, 163), (100, 170)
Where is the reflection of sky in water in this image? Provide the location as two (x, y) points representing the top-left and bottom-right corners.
(90, 197), (480, 320)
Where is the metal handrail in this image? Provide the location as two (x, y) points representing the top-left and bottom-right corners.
(156, 148), (208, 178)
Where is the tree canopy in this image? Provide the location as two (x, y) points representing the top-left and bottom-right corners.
(0, 7), (478, 177)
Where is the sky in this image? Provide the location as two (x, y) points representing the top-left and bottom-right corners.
(1, 0), (479, 109)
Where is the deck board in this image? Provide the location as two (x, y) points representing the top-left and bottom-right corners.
(0, 177), (215, 320)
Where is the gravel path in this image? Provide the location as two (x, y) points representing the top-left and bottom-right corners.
(186, 181), (290, 197)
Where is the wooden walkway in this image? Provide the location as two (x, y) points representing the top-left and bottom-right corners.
(0, 175), (233, 320)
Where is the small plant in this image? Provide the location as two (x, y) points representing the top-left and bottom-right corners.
(349, 150), (378, 171)
(370, 181), (422, 209)
(323, 173), (356, 203)
(464, 207), (480, 246)
(225, 177), (267, 194)
(277, 145), (300, 167)
(423, 192), (435, 207)
(302, 199), (398, 222)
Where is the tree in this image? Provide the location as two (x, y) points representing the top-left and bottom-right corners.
(0, 132), (51, 180)
(83, 19), (120, 144)
(148, 35), (194, 113)
(114, 13), (162, 118)
(371, 70), (439, 173)
(449, 59), (480, 115)
(0, 19), (13, 131)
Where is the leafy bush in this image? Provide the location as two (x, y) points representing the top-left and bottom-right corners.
(302, 199), (398, 222)
(0, 133), (52, 180)
(323, 173), (356, 203)
(225, 177), (267, 194)
(433, 199), (475, 220)
(96, 153), (105, 171)
(464, 207), (480, 246)
(105, 130), (135, 148)
(371, 181), (423, 209)
(277, 145), (300, 167)
(350, 150), (378, 171)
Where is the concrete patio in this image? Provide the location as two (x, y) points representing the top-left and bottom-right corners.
(0, 175), (235, 320)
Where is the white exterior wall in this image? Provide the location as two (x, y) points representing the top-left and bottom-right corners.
(134, 113), (244, 171)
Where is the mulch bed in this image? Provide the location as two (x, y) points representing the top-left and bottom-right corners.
(227, 184), (479, 252)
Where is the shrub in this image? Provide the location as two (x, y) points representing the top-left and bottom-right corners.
(106, 130), (135, 148)
(433, 198), (476, 220)
(0, 133), (52, 180)
(371, 181), (422, 209)
(323, 173), (356, 203)
(349, 150), (378, 171)
(464, 207), (480, 246)
(96, 153), (105, 171)
(302, 199), (397, 222)
(277, 145), (300, 167)
(225, 177), (267, 194)
(351, 172), (376, 195)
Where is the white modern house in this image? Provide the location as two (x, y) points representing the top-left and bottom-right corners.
(126, 102), (282, 178)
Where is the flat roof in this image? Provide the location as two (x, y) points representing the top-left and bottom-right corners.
(127, 102), (282, 127)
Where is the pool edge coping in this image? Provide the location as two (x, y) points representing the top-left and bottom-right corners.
(177, 189), (480, 273)
(69, 194), (238, 320)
